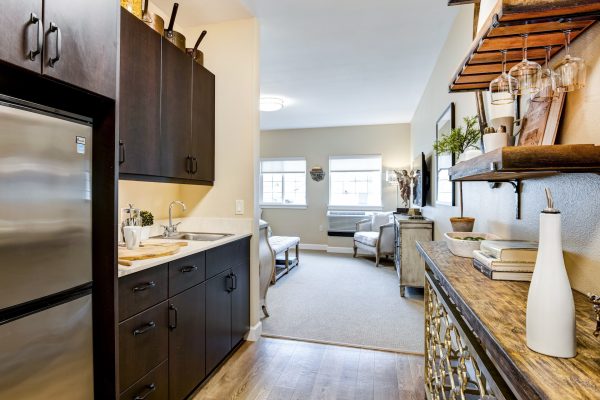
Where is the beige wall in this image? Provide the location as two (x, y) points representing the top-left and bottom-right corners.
(261, 124), (411, 247)
(411, 5), (600, 295)
(119, 17), (262, 326)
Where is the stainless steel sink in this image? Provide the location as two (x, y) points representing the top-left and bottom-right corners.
(155, 232), (233, 241)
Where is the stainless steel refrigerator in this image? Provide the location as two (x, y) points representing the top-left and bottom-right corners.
(0, 100), (94, 399)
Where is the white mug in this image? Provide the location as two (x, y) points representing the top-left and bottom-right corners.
(123, 226), (142, 250)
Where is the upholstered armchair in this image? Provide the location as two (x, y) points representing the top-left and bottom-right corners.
(353, 212), (395, 267)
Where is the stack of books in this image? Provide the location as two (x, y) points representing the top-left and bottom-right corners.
(473, 240), (538, 281)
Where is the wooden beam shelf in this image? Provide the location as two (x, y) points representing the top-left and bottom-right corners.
(449, 0), (600, 92)
(449, 144), (600, 182)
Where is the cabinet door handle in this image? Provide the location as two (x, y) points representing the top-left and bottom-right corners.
(48, 22), (61, 67)
(133, 383), (156, 400)
(132, 281), (156, 292)
(180, 265), (198, 273)
(226, 273), (235, 293)
(28, 13), (43, 61)
(185, 155), (192, 174)
(232, 273), (237, 290)
(119, 140), (126, 165)
(133, 321), (156, 336)
(192, 157), (198, 174)
(169, 304), (178, 330)
(119, 140), (125, 165)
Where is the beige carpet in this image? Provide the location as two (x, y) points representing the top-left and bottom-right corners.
(261, 250), (424, 355)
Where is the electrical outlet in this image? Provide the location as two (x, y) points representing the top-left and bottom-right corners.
(319, 224), (323, 232)
(235, 200), (244, 215)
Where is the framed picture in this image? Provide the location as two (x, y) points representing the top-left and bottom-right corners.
(435, 103), (455, 206)
(518, 92), (566, 146)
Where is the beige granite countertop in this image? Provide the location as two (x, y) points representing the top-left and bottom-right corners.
(118, 232), (252, 278)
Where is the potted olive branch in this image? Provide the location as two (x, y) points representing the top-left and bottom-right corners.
(140, 210), (154, 241)
(433, 116), (480, 232)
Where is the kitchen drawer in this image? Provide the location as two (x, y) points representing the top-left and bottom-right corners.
(119, 301), (169, 392)
(206, 238), (249, 279)
(169, 252), (206, 296)
(120, 360), (168, 400)
(119, 264), (168, 321)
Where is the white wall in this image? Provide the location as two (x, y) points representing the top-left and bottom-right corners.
(411, 5), (600, 295)
(261, 124), (411, 247)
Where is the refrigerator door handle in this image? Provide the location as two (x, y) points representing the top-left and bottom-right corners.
(133, 383), (156, 400)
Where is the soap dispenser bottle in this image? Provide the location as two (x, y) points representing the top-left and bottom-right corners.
(526, 188), (576, 358)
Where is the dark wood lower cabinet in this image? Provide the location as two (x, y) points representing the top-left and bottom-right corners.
(205, 269), (233, 374)
(119, 301), (169, 392)
(119, 238), (251, 399)
(231, 262), (250, 347)
(169, 283), (206, 400)
(120, 361), (168, 400)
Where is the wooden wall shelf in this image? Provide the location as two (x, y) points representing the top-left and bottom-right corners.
(449, 144), (600, 182)
(450, 0), (600, 92)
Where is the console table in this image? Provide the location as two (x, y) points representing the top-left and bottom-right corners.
(394, 215), (433, 296)
(417, 241), (600, 400)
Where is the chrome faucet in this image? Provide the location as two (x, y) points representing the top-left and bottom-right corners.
(162, 200), (187, 237)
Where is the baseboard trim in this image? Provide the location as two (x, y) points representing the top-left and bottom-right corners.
(245, 321), (262, 342)
(260, 333), (424, 356)
(299, 243), (327, 251)
(299, 244), (356, 254)
(326, 246), (354, 254)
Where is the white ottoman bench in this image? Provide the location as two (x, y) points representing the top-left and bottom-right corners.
(268, 236), (300, 283)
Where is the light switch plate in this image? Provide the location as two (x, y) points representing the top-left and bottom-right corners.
(235, 200), (244, 215)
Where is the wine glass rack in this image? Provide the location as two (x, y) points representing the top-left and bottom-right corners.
(449, 0), (600, 92)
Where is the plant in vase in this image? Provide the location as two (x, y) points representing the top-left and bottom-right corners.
(140, 210), (154, 241)
(433, 116), (480, 232)
(433, 115), (481, 163)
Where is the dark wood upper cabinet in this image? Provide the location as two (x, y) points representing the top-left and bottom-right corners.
(119, 9), (162, 176)
(0, 0), (43, 73)
(43, 0), (117, 99)
(205, 269), (232, 374)
(191, 62), (215, 182)
(161, 40), (192, 180)
(168, 283), (206, 400)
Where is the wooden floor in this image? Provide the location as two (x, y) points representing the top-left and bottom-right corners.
(192, 337), (425, 400)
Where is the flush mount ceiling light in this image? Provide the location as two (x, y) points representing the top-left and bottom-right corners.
(260, 97), (285, 112)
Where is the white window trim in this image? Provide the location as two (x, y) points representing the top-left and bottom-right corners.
(259, 157), (307, 208)
(328, 154), (383, 210)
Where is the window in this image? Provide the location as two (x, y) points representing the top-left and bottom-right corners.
(260, 158), (307, 207)
(329, 155), (382, 210)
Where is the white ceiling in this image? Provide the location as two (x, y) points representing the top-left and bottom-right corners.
(153, 0), (459, 131)
(245, 0), (459, 131)
(152, 0), (252, 26)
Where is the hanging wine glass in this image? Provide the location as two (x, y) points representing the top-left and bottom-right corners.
(490, 50), (519, 105)
(532, 46), (557, 102)
(555, 30), (586, 92)
(509, 34), (541, 96)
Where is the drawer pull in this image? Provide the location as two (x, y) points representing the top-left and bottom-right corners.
(180, 265), (198, 273)
(133, 383), (156, 400)
(132, 281), (156, 292)
(133, 321), (156, 336)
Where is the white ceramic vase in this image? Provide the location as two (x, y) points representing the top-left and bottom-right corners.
(457, 148), (482, 163)
(526, 190), (576, 358)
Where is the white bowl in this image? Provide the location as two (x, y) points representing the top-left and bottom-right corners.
(444, 232), (501, 258)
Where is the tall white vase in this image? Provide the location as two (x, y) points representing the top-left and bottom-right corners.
(526, 189), (576, 358)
